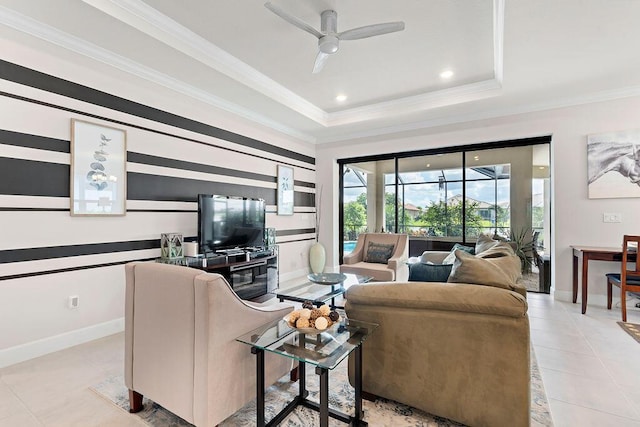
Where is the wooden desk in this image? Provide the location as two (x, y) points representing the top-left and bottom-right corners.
(571, 246), (636, 314)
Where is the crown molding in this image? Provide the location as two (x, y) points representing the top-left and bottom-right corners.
(2, 1), (507, 140)
(326, 79), (503, 127)
(82, 0), (505, 127)
(316, 84), (640, 144)
(82, 0), (328, 125)
(493, 0), (504, 83)
(0, 5), (316, 143)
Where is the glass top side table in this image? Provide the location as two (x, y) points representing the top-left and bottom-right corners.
(236, 316), (378, 426)
(275, 273), (372, 309)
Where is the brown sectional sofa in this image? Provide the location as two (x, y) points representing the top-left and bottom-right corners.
(345, 281), (530, 427)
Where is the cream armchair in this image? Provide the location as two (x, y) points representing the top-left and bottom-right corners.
(124, 262), (295, 427)
(340, 233), (409, 281)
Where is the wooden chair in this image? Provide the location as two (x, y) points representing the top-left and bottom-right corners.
(606, 235), (640, 322)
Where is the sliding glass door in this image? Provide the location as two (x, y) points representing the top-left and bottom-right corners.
(339, 138), (552, 292)
(395, 153), (463, 239)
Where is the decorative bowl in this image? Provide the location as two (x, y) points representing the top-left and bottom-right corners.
(307, 272), (347, 285)
(283, 314), (342, 336)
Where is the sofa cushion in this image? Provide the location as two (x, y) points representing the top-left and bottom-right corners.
(364, 242), (395, 264)
(448, 250), (523, 292)
(408, 262), (453, 282)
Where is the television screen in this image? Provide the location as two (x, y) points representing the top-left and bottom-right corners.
(198, 194), (265, 252)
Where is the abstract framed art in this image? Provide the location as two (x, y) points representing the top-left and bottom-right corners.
(70, 119), (127, 215)
(587, 129), (640, 199)
(277, 164), (294, 215)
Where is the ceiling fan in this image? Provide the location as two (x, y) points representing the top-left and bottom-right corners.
(264, 2), (405, 73)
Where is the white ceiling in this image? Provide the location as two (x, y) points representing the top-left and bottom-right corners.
(1, 0), (640, 144)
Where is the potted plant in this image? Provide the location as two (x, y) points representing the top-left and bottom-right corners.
(509, 227), (535, 274)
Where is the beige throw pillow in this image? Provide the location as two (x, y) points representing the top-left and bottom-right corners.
(474, 233), (498, 255)
(477, 242), (516, 259)
(447, 250), (522, 291)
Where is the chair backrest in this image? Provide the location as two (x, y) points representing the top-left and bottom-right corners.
(362, 233), (408, 259)
(125, 262), (204, 422)
(125, 261), (294, 426)
(622, 235), (640, 279)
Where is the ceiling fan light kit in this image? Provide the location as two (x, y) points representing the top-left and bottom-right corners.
(264, 2), (405, 73)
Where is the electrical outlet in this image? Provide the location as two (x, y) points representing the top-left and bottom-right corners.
(603, 213), (622, 223)
(68, 295), (79, 309)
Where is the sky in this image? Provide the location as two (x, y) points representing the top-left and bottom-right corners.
(344, 168), (544, 208)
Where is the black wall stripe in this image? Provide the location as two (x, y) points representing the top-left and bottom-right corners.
(0, 208), (69, 212)
(0, 157), (315, 207)
(276, 228), (316, 237)
(0, 234), (313, 280)
(0, 232), (315, 266)
(1, 92), (315, 172)
(294, 180), (315, 188)
(0, 60), (315, 165)
(128, 172), (275, 203)
(0, 258), (156, 281)
(0, 128), (316, 187)
(0, 129), (69, 153)
(128, 172), (315, 207)
(128, 152), (280, 184)
(0, 240), (159, 264)
(278, 237), (316, 244)
(0, 157), (69, 197)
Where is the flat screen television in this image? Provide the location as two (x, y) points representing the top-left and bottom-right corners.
(197, 194), (266, 252)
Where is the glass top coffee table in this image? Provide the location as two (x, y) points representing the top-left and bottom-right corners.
(236, 316), (378, 427)
(276, 273), (372, 309)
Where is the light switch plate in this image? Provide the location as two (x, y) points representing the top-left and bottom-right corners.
(603, 213), (622, 223)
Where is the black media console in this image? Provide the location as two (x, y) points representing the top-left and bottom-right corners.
(170, 247), (278, 300)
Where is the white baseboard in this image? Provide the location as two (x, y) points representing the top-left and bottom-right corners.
(553, 289), (573, 303)
(553, 289), (631, 310)
(0, 318), (125, 368)
(555, 289), (611, 306)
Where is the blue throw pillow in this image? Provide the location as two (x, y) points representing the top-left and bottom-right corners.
(364, 242), (395, 264)
(452, 243), (475, 255)
(408, 262), (453, 282)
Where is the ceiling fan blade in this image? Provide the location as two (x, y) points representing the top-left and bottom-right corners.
(338, 22), (405, 40)
(264, 2), (323, 39)
(312, 51), (330, 74)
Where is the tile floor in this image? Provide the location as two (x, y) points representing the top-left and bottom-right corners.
(528, 292), (640, 426)
(1, 292), (640, 426)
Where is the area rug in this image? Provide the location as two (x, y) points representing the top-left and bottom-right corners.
(91, 347), (552, 427)
(618, 321), (640, 344)
(522, 269), (542, 293)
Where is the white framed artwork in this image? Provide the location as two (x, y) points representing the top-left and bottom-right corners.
(587, 129), (640, 199)
(70, 119), (127, 215)
(277, 165), (294, 215)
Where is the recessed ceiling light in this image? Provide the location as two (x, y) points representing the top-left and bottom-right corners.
(538, 166), (546, 170)
(426, 163), (431, 167)
(440, 70), (454, 79)
(336, 94), (347, 102)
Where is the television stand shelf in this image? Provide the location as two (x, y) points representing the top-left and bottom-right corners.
(157, 247), (278, 301)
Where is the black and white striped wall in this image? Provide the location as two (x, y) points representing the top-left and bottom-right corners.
(0, 56), (316, 366)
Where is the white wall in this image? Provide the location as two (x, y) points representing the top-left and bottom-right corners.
(316, 95), (640, 307)
(0, 37), (316, 367)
